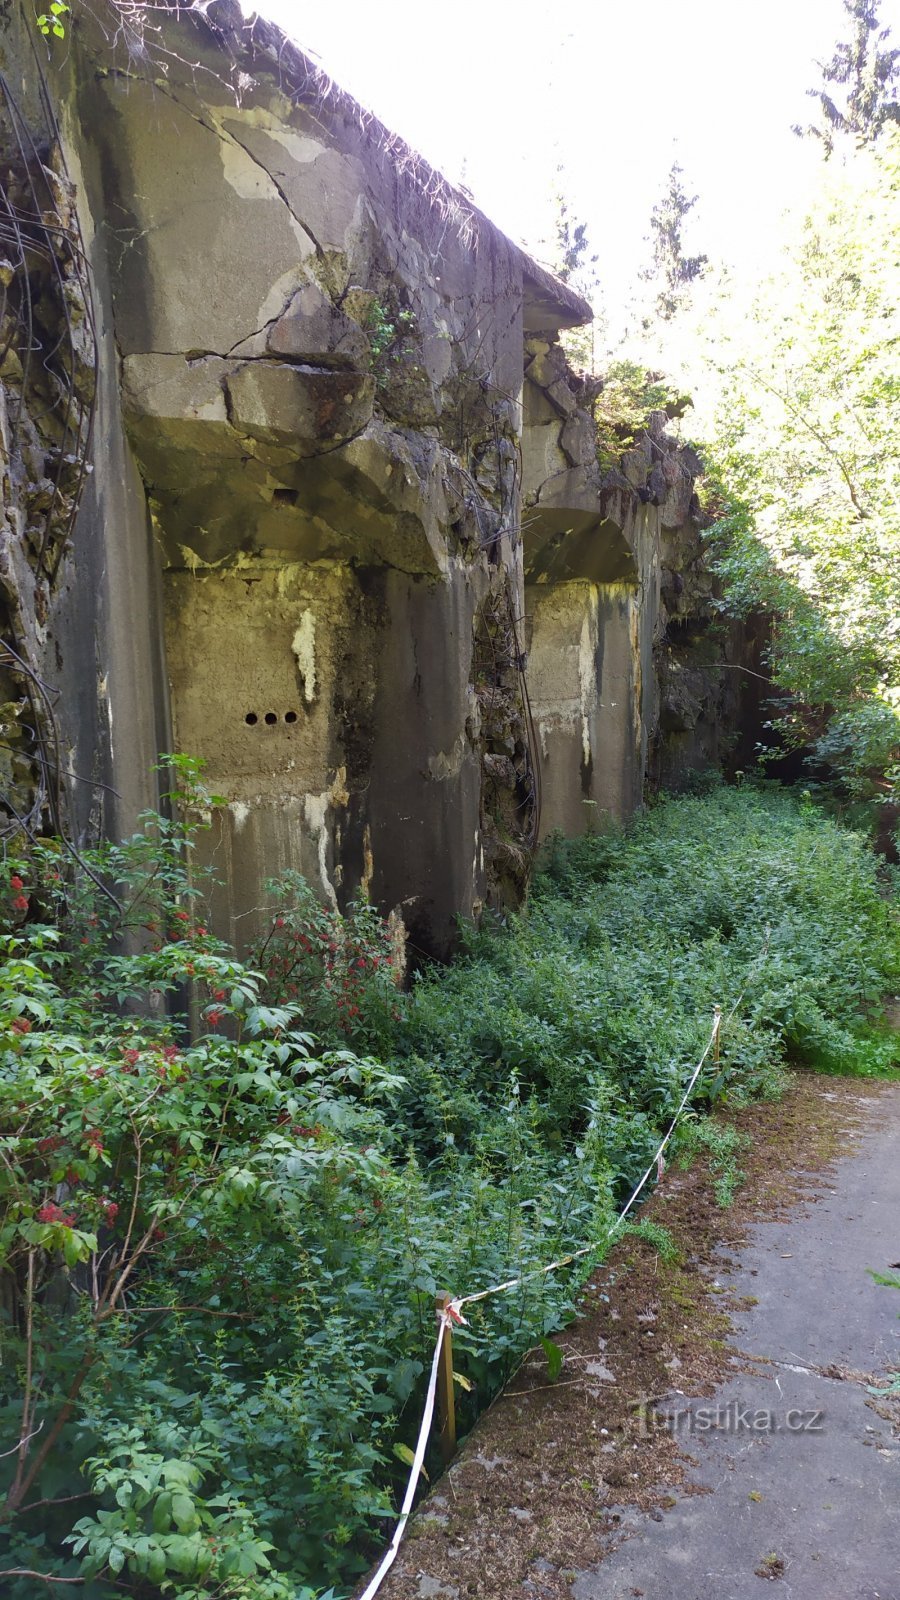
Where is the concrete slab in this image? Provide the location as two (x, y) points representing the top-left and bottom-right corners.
(571, 1084), (900, 1600)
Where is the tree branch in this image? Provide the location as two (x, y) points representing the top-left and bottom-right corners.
(2, 1349), (95, 1517)
(745, 362), (870, 520)
(0, 1572), (83, 1587)
(17, 1490), (92, 1516)
(7, 1251), (36, 1506)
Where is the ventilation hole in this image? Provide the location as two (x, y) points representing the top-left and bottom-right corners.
(245, 712), (258, 726)
(272, 487), (300, 507)
(264, 711), (277, 725)
(284, 710), (298, 724)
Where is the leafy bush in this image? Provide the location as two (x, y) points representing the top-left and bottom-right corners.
(0, 774), (611, 1594)
(395, 785), (899, 1158)
(0, 777), (895, 1595)
(592, 358), (691, 470)
(249, 872), (401, 1053)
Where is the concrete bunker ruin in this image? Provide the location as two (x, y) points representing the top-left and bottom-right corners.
(0, 0), (759, 957)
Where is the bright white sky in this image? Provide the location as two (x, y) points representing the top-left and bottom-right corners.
(243, 0), (900, 322)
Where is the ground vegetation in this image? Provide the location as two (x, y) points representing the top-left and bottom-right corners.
(0, 777), (896, 1596)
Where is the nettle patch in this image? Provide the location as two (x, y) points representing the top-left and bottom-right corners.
(0, 772), (896, 1597)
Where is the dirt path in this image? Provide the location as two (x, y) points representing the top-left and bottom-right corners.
(361, 1076), (900, 1600)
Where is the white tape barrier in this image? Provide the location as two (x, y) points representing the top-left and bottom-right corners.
(358, 1007), (720, 1598)
(356, 1306), (452, 1600)
(359, 927), (772, 1599)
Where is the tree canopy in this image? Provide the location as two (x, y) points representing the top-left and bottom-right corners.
(702, 126), (900, 807)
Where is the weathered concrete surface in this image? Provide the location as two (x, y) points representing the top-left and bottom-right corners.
(0, 0), (565, 952)
(573, 1084), (900, 1600)
(522, 358), (744, 838)
(0, 0), (762, 957)
(58, 0), (583, 953)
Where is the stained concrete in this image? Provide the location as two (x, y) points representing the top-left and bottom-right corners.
(0, 0), (762, 956)
(520, 349), (754, 843)
(572, 1084), (900, 1600)
(59, 0), (547, 953)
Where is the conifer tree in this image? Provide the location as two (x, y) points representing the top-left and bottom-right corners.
(795, 0), (900, 155)
(640, 161), (708, 323)
(545, 167), (604, 370)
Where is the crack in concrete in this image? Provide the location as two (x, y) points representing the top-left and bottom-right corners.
(224, 295), (295, 357)
(142, 78), (322, 257)
(223, 126), (325, 258)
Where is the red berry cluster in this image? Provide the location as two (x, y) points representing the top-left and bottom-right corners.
(119, 1040), (184, 1075)
(5, 871), (29, 917)
(260, 900), (397, 1037)
(35, 1191), (119, 1233)
(37, 1201), (75, 1227)
(164, 909), (209, 942)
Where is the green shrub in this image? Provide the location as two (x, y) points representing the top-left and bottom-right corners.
(249, 872), (402, 1053)
(0, 779), (895, 1595)
(396, 785), (899, 1156)
(0, 787), (610, 1593)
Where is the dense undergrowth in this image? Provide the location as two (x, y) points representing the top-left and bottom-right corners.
(0, 776), (897, 1598)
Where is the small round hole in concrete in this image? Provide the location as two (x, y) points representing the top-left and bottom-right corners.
(284, 710), (298, 724)
(264, 711), (277, 725)
(245, 712), (258, 726)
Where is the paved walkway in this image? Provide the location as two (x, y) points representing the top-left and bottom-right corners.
(571, 1082), (900, 1600)
(365, 1080), (900, 1600)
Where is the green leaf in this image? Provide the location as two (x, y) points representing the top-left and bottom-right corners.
(393, 1442), (429, 1481)
(147, 1545), (167, 1583)
(540, 1337), (564, 1382)
(152, 1491), (172, 1533)
(171, 1492), (199, 1532)
(164, 1532), (203, 1576)
(868, 1269), (900, 1291)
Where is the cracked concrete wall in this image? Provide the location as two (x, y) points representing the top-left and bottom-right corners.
(26, 0), (592, 955)
(521, 343), (751, 837)
(0, 0), (756, 956)
(527, 579), (643, 833)
(0, 6), (171, 846)
(522, 337), (656, 836)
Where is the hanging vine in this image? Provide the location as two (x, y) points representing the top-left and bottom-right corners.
(0, 51), (97, 844)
